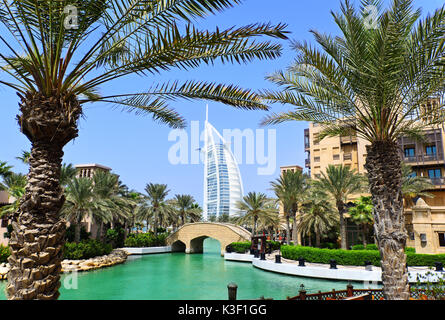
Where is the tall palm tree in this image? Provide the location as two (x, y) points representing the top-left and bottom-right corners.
(60, 177), (110, 243)
(0, 1), (288, 300)
(235, 192), (277, 237)
(348, 196), (374, 247)
(261, 0), (445, 299)
(299, 190), (338, 248)
(137, 183), (172, 236)
(270, 170), (309, 245)
(312, 165), (364, 250)
(173, 194), (202, 226)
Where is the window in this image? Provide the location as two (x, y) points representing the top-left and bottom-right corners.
(408, 172), (417, 178)
(333, 154), (340, 160)
(426, 145), (437, 156)
(404, 147), (415, 158)
(428, 168), (442, 179)
(314, 157), (320, 162)
(438, 233), (445, 247)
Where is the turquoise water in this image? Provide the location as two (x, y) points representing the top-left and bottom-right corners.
(0, 238), (365, 300)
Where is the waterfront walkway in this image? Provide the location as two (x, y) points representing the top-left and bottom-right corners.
(224, 251), (443, 283)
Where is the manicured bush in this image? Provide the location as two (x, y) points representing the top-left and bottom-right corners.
(405, 247), (416, 253)
(63, 239), (112, 260)
(229, 241), (251, 253)
(365, 244), (378, 250)
(124, 232), (168, 247)
(351, 244), (365, 250)
(281, 245), (381, 266)
(0, 245), (10, 263)
(281, 245), (445, 267)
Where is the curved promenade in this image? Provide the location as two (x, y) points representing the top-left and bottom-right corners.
(224, 252), (443, 283)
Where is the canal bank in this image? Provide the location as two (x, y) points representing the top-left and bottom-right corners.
(0, 238), (364, 300)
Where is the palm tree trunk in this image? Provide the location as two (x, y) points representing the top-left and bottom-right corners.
(285, 214), (290, 245)
(337, 201), (347, 250)
(7, 141), (67, 300)
(292, 213), (298, 245)
(74, 215), (82, 243)
(6, 92), (81, 300)
(362, 225), (367, 247)
(365, 141), (409, 300)
(315, 233), (321, 248)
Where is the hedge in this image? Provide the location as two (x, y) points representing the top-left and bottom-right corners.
(281, 245), (444, 267)
(63, 239), (112, 260)
(0, 245), (10, 263)
(228, 240), (281, 253)
(124, 232), (168, 247)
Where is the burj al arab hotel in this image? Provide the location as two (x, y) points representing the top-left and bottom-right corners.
(203, 106), (244, 221)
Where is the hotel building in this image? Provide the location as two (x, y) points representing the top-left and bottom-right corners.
(203, 115), (244, 221)
(304, 97), (445, 253)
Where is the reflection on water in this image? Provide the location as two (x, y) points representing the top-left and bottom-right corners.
(0, 238), (370, 300)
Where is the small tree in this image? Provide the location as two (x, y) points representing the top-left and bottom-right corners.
(348, 196), (374, 247)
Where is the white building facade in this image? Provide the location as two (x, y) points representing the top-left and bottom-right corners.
(203, 115), (244, 220)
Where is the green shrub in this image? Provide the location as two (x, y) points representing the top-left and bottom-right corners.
(0, 245), (10, 263)
(229, 241), (251, 253)
(124, 232), (168, 247)
(281, 245), (445, 267)
(281, 245), (382, 266)
(351, 244), (365, 250)
(365, 244), (378, 250)
(405, 247), (416, 253)
(63, 239), (112, 260)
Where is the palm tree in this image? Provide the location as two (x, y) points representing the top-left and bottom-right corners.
(0, 162), (13, 190)
(0, 172), (27, 218)
(137, 183), (173, 236)
(15, 151), (31, 165)
(312, 165), (364, 250)
(60, 163), (77, 187)
(173, 194), (202, 226)
(60, 177), (110, 243)
(261, 0), (445, 299)
(299, 190), (338, 248)
(235, 192), (277, 237)
(401, 163), (435, 207)
(348, 196), (374, 247)
(270, 170), (309, 245)
(0, 1), (288, 300)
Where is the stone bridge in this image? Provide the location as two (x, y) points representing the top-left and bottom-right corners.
(166, 222), (251, 256)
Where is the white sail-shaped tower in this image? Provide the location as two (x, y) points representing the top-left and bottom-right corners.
(203, 107), (244, 220)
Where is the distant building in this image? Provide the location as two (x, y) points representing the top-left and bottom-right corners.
(75, 163), (112, 179)
(203, 108), (244, 221)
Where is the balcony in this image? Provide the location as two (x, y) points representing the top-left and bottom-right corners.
(430, 178), (445, 186)
(305, 158), (310, 168)
(340, 136), (358, 144)
(304, 129), (310, 150)
(403, 153), (444, 164)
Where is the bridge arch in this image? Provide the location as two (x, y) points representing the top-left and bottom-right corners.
(166, 222), (251, 256)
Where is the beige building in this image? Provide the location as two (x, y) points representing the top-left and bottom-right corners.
(303, 98), (445, 253)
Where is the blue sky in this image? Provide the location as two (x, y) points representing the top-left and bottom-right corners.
(0, 0), (443, 205)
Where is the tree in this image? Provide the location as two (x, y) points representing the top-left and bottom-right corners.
(60, 178), (109, 243)
(0, 172), (27, 218)
(348, 196), (374, 247)
(235, 192), (277, 237)
(299, 190), (338, 248)
(270, 170), (309, 245)
(172, 194), (202, 226)
(0, 0), (288, 299)
(60, 163), (77, 187)
(137, 183), (173, 236)
(312, 165), (364, 250)
(0, 162), (13, 190)
(261, 0), (445, 299)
